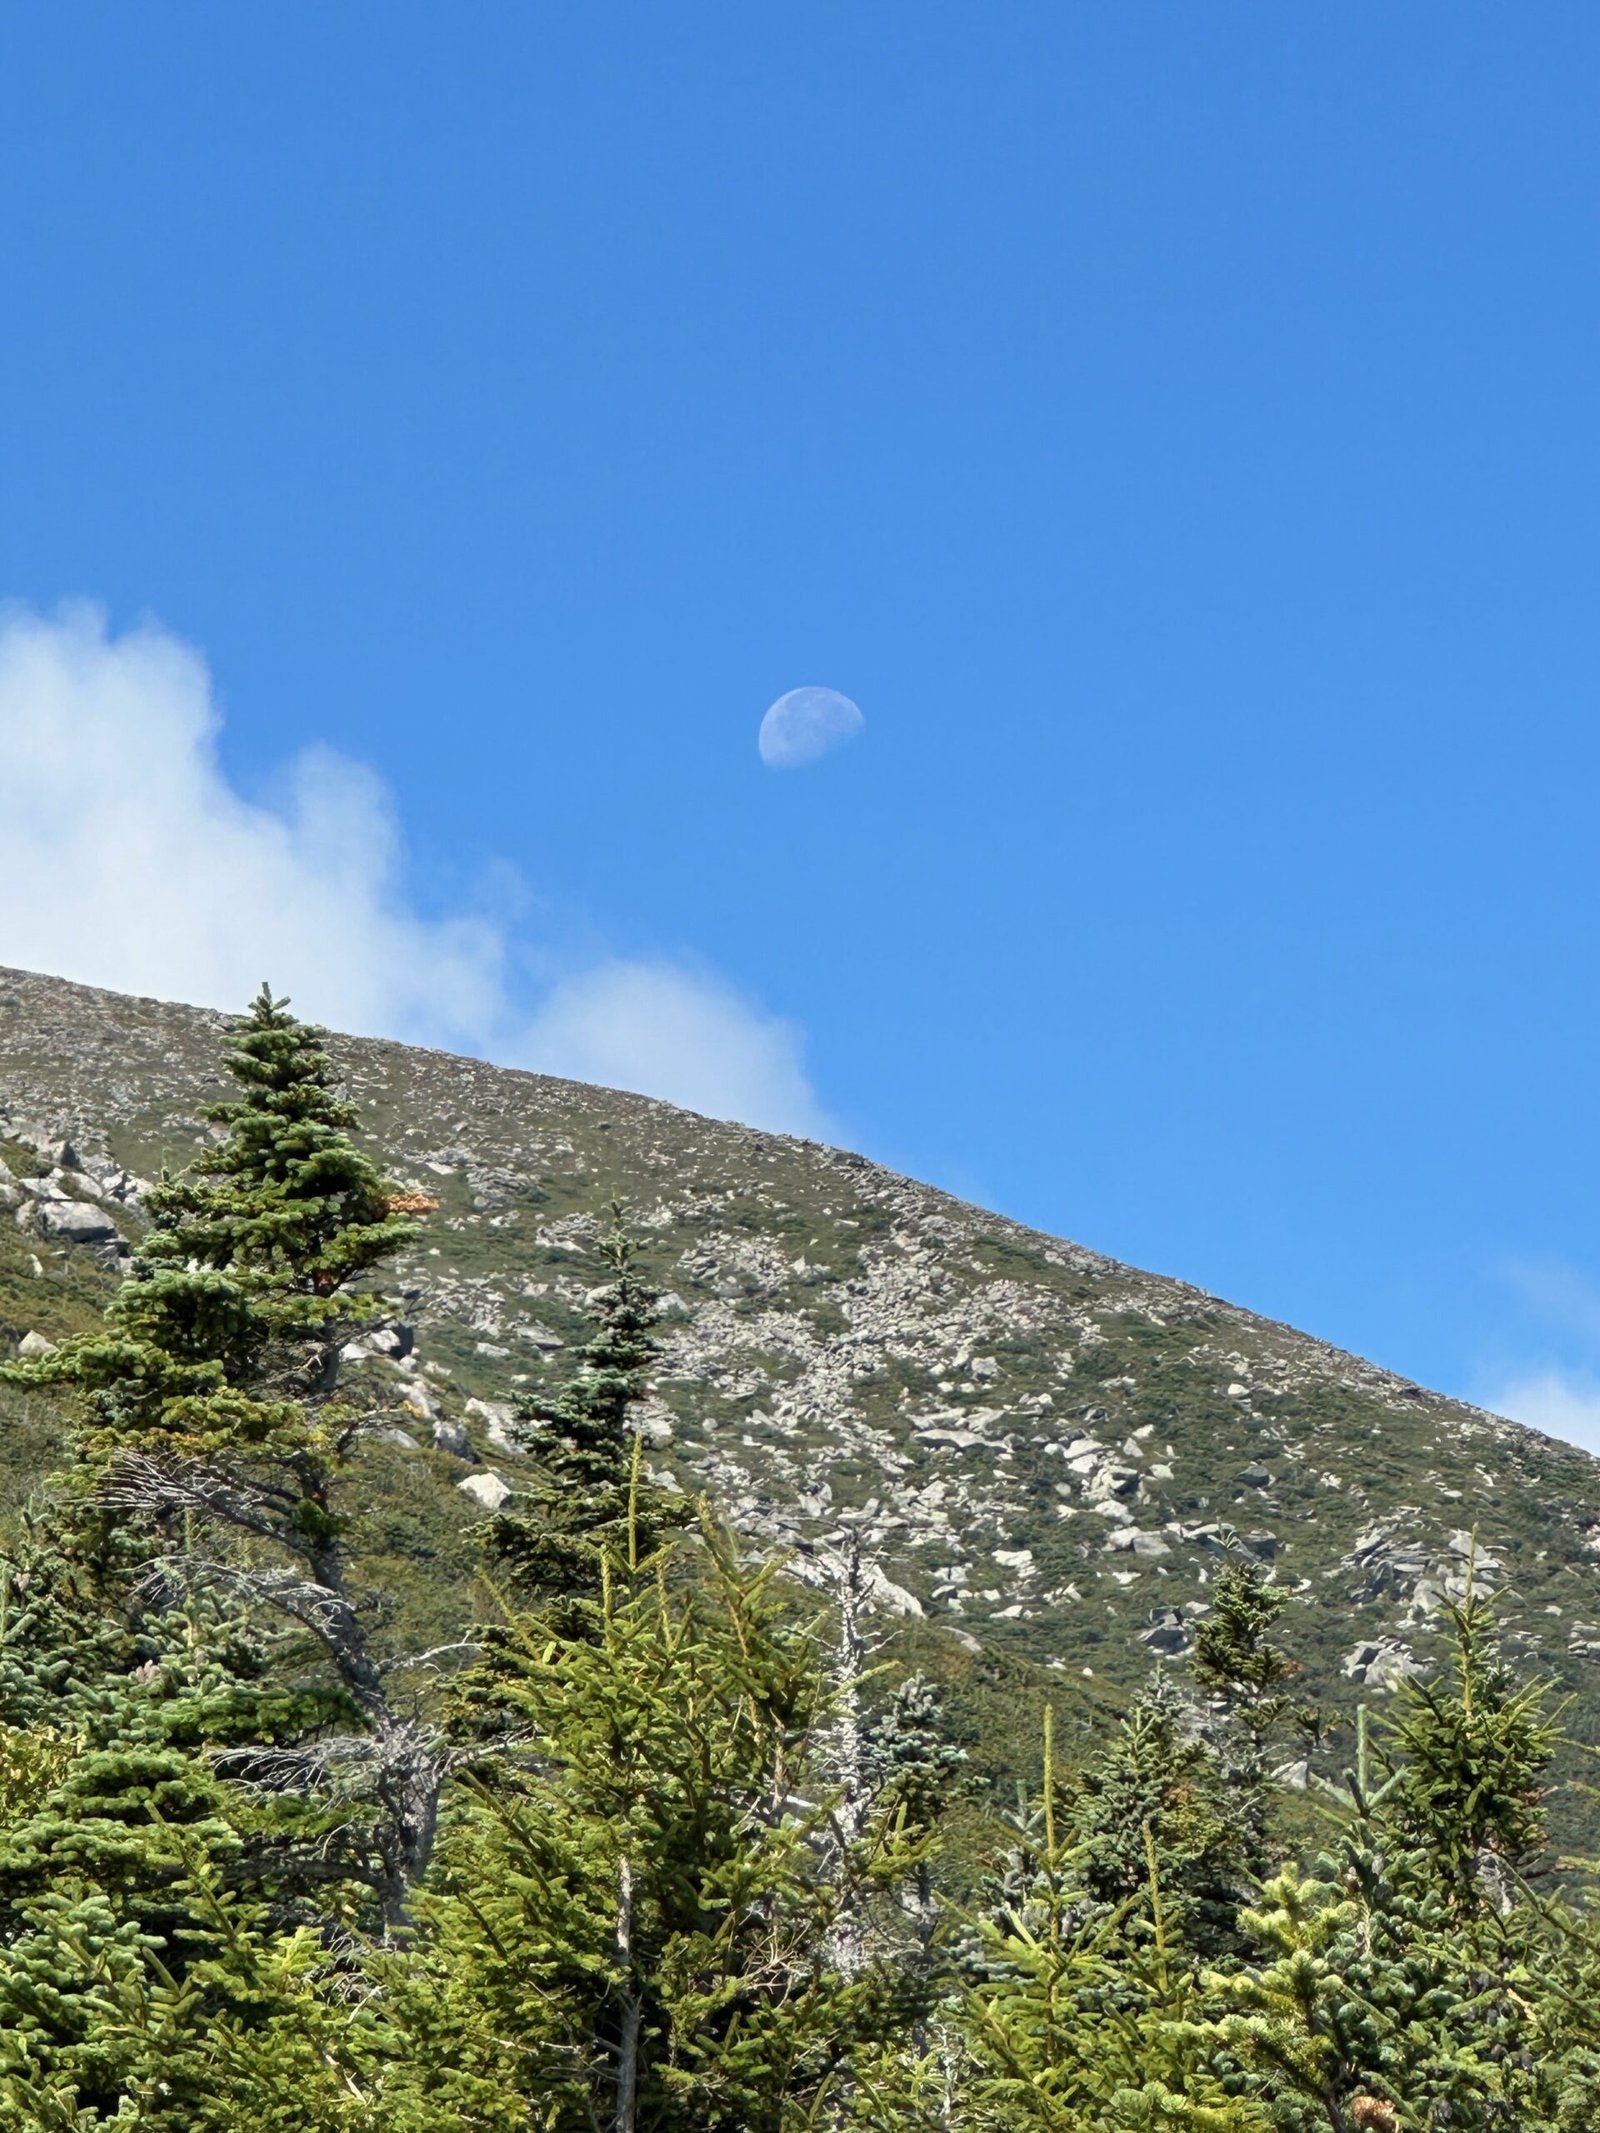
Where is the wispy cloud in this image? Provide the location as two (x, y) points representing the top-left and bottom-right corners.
(0, 604), (832, 1138)
(1469, 1255), (1600, 1456)
(1476, 1367), (1600, 1457)
(525, 960), (827, 1131)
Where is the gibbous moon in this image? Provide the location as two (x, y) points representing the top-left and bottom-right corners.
(758, 686), (864, 769)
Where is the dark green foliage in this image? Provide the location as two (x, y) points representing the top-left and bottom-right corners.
(0, 987), (439, 1931)
(10, 993), (1600, 2125)
(1382, 1566), (1558, 1911)
(865, 1672), (970, 1840)
(480, 1206), (687, 1622)
(1062, 1673), (1253, 1962)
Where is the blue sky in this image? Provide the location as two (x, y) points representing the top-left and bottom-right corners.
(3, 4), (1600, 1440)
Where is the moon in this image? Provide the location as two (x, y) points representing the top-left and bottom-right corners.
(758, 686), (864, 769)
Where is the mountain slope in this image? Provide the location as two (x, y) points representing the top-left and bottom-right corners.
(2, 963), (1598, 1783)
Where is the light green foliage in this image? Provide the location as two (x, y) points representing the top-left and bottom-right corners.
(1382, 1567), (1559, 1911)
(8, 989), (1600, 2125)
(955, 1709), (1266, 2132)
(389, 1519), (930, 2133)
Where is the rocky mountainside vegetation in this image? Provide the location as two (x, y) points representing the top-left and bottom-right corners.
(2, 967), (1600, 2129)
(3, 963), (1599, 1799)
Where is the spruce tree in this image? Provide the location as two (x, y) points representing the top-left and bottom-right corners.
(0, 1599), (385, 2131)
(1190, 1552), (1314, 1867)
(3, 986), (439, 1926)
(391, 1505), (924, 2133)
(479, 1204), (686, 1621)
(958, 1707), (1265, 2131)
(1382, 1570), (1557, 1915)
(1204, 1576), (1564, 2130)
(1060, 1673), (1253, 1965)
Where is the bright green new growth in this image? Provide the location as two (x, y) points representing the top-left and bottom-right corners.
(396, 1512), (934, 2132)
(6, 988), (1600, 2129)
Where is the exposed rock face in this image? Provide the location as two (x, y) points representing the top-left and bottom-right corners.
(2, 963), (1599, 1734)
(457, 1471), (512, 1511)
(20, 1199), (121, 1245)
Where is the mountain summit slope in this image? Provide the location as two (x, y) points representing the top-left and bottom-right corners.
(1, 963), (1597, 1745)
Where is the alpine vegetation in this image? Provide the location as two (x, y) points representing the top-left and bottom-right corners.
(1, 988), (1599, 2128)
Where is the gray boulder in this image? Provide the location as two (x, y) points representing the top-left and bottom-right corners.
(1141, 1621), (1190, 1655)
(465, 1397), (520, 1453)
(458, 1470), (513, 1512)
(23, 1200), (120, 1245)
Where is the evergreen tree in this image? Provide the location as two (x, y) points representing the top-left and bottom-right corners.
(958, 1708), (1265, 2132)
(479, 1204), (686, 1622)
(1382, 1569), (1557, 1915)
(390, 1507), (925, 2133)
(1190, 1553), (1314, 1867)
(1204, 1847), (1522, 2132)
(1061, 1673), (1253, 1965)
(863, 1671), (968, 1942)
(0, 1610), (384, 2131)
(1203, 1575), (1563, 2130)
(3, 986), (438, 1924)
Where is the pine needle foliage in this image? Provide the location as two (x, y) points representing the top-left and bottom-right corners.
(480, 1204), (688, 1621)
(389, 1511), (929, 2133)
(0, 986), (442, 1923)
(9, 989), (1600, 2126)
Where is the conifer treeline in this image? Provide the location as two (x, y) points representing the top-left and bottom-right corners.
(0, 989), (1597, 2128)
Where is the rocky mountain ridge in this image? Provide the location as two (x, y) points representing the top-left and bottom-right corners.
(3, 963), (1599, 1771)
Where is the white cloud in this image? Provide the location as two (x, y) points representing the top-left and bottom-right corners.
(1477, 1368), (1600, 1456)
(758, 686), (864, 769)
(525, 961), (830, 1136)
(0, 604), (830, 1137)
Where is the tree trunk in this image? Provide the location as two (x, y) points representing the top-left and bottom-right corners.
(825, 1541), (868, 1977)
(614, 1854), (641, 2133)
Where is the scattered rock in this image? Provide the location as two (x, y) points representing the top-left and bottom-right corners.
(16, 1330), (56, 1359)
(458, 1471), (513, 1511)
(465, 1397), (520, 1453)
(20, 1199), (120, 1244)
(1341, 1639), (1418, 1691)
(1108, 1528), (1171, 1559)
(1141, 1620), (1191, 1655)
(515, 1321), (565, 1349)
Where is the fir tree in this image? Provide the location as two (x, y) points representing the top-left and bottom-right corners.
(959, 1708), (1265, 2132)
(1061, 1673), (1253, 1964)
(3, 986), (440, 1926)
(1204, 1576), (1564, 2130)
(1382, 1567), (1557, 1915)
(479, 1204), (686, 1621)
(0, 1613), (383, 2131)
(391, 1506), (925, 2133)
